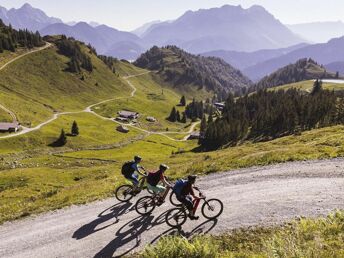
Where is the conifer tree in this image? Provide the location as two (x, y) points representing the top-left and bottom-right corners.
(71, 121), (79, 136)
(311, 79), (322, 95)
(56, 129), (67, 146)
(167, 107), (177, 122)
(176, 110), (181, 122)
(180, 96), (186, 106)
(181, 112), (187, 123)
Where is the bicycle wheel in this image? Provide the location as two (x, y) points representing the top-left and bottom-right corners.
(165, 207), (187, 228)
(115, 185), (134, 202)
(169, 191), (182, 207)
(201, 198), (223, 220)
(135, 196), (156, 215)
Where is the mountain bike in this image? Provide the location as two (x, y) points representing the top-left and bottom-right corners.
(165, 188), (223, 228)
(134, 183), (174, 215)
(115, 174), (154, 202)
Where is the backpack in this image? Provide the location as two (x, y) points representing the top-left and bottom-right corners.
(121, 161), (135, 177)
(173, 179), (187, 196)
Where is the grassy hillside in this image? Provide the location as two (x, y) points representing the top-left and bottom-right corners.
(0, 108), (11, 122)
(139, 211), (344, 258)
(0, 39), (129, 127)
(134, 46), (252, 99)
(254, 58), (339, 91)
(2, 124), (343, 223)
(271, 80), (344, 92)
(0, 112), (143, 155)
(93, 72), (193, 132)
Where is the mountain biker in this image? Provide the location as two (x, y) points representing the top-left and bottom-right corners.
(121, 155), (146, 190)
(146, 164), (172, 204)
(174, 175), (200, 220)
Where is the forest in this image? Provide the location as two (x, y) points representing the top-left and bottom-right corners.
(134, 45), (252, 99)
(0, 19), (44, 52)
(54, 35), (93, 73)
(202, 80), (344, 149)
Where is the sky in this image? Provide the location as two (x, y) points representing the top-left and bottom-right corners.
(0, 0), (343, 31)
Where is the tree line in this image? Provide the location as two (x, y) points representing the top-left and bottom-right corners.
(55, 35), (93, 73)
(0, 19), (44, 53)
(201, 80), (344, 149)
(98, 55), (118, 73)
(167, 96), (214, 123)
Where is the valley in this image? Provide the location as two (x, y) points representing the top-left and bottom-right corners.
(0, 2), (344, 257)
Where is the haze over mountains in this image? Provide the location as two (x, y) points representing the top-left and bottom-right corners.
(288, 21), (344, 43)
(0, 3), (306, 60)
(1, 2), (344, 81)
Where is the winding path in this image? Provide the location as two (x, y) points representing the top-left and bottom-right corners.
(0, 158), (343, 258)
(0, 48), (198, 141)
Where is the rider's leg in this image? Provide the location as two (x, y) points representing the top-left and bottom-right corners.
(127, 174), (139, 190)
(160, 185), (170, 200)
(178, 195), (196, 218)
(186, 195), (199, 219)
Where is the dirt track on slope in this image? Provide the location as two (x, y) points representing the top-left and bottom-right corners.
(0, 158), (343, 258)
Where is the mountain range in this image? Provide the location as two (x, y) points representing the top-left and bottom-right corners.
(141, 5), (304, 53)
(40, 22), (144, 60)
(0, 3), (306, 60)
(243, 36), (344, 81)
(1, 2), (344, 81)
(0, 3), (62, 31)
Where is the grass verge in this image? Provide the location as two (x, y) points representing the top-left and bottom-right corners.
(139, 211), (344, 258)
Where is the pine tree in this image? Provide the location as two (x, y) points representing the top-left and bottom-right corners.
(56, 129), (67, 146)
(167, 107), (177, 122)
(311, 79), (322, 95)
(200, 115), (207, 134)
(71, 121), (79, 136)
(181, 112), (187, 123)
(207, 113), (213, 124)
(176, 110), (181, 122)
(180, 96), (186, 106)
(335, 71), (339, 79)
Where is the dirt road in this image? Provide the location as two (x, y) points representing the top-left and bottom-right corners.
(0, 158), (343, 258)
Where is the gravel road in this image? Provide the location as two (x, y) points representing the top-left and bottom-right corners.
(0, 159), (343, 258)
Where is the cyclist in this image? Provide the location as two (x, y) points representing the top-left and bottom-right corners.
(121, 155), (146, 191)
(173, 175), (199, 220)
(146, 164), (172, 204)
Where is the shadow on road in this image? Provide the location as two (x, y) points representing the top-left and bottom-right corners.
(93, 209), (219, 258)
(73, 202), (133, 240)
(93, 215), (155, 258)
(150, 218), (219, 245)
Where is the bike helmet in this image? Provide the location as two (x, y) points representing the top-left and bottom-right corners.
(188, 175), (197, 183)
(134, 155), (142, 162)
(159, 164), (169, 170)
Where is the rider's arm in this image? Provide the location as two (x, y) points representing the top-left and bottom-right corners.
(132, 163), (146, 176)
(162, 175), (172, 187)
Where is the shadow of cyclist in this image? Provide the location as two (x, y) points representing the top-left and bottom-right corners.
(73, 202), (133, 240)
(93, 215), (155, 258)
(150, 218), (219, 245)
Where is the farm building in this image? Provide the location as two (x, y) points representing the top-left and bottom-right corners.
(115, 117), (130, 123)
(0, 122), (20, 133)
(116, 125), (129, 133)
(146, 116), (157, 122)
(188, 131), (202, 140)
(117, 111), (139, 120)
